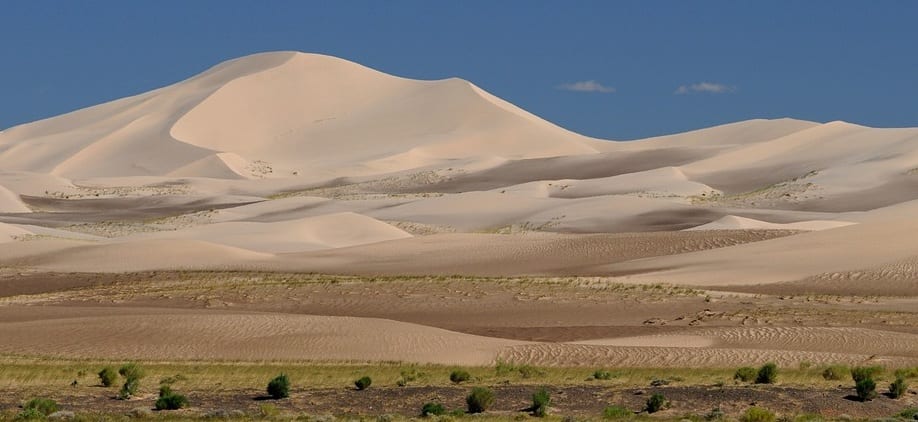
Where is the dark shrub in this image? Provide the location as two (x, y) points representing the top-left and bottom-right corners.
(740, 407), (776, 422)
(421, 402), (446, 417)
(466, 387), (494, 413)
(602, 405), (631, 419)
(855, 377), (877, 402)
(154, 385), (188, 410)
(889, 376), (908, 399)
(531, 388), (550, 417)
(267, 374), (290, 399)
(354, 376), (372, 390)
(22, 398), (58, 416)
(734, 367), (757, 382)
(821, 365), (848, 381)
(450, 370), (471, 384)
(98, 367), (118, 387)
(645, 393), (667, 413)
(755, 363), (778, 384)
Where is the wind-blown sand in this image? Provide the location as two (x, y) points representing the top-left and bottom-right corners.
(0, 51), (916, 367)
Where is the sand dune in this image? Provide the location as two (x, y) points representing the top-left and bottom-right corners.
(0, 184), (30, 213)
(0, 306), (525, 364)
(687, 215), (855, 231)
(132, 211), (411, 253)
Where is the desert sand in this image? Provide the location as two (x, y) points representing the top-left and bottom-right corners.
(0, 52), (916, 368)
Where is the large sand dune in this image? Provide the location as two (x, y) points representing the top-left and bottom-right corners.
(1, 51), (917, 366)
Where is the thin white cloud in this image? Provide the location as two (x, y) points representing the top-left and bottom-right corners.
(674, 82), (735, 95)
(557, 80), (616, 94)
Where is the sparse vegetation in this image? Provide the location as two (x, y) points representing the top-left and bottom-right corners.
(603, 405), (632, 419)
(466, 387), (494, 414)
(267, 374), (290, 399)
(821, 365), (848, 381)
(740, 407), (776, 422)
(889, 376), (908, 399)
(397, 367), (422, 387)
(594, 370), (614, 380)
(450, 369), (471, 384)
(98, 367), (118, 387)
(756, 363), (778, 384)
(154, 385), (189, 410)
(354, 376), (372, 390)
(645, 393), (667, 413)
(530, 388), (551, 417)
(20, 398), (58, 418)
(421, 402), (446, 417)
(734, 367), (757, 382)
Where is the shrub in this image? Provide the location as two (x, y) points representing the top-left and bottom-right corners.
(706, 408), (726, 421)
(450, 370), (471, 384)
(118, 377), (140, 400)
(821, 365), (848, 381)
(896, 408), (918, 420)
(603, 405), (632, 419)
(740, 407), (776, 422)
(756, 363), (778, 384)
(154, 385), (188, 410)
(421, 402), (446, 417)
(466, 387), (494, 413)
(267, 374), (290, 399)
(855, 377), (877, 402)
(594, 370), (613, 380)
(850, 366), (883, 383)
(354, 376), (372, 390)
(645, 393), (667, 413)
(531, 388), (550, 417)
(16, 408), (45, 420)
(22, 398), (58, 416)
(98, 367), (118, 387)
(734, 367), (757, 383)
(118, 363), (145, 380)
(889, 376), (908, 399)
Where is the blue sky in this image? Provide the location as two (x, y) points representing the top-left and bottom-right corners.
(2, 1), (916, 139)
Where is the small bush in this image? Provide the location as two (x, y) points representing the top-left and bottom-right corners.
(706, 408), (726, 421)
(821, 365), (848, 381)
(594, 370), (613, 380)
(258, 403), (279, 418)
(267, 374), (290, 399)
(756, 363), (778, 384)
(740, 407), (776, 422)
(421, 402), (446, 417)
(896, 408), (918, 420)
(531, 388), (550, 417)
(450, 370), (471, 384)
(645, 393), (667, 413)
(16, 408), (45, 420)
(118, 363), (145, 380)
(23, 398), (58, 416)
(118, 377), (140, 400)
(98, 367), (118, 387)
(398, 367), (423, 387)
(154, 385), (188, 410)
(466, 387), (494, 414)
(850, 366), (883, 383)
(603, 405), (632, 419)
(889, 376), (908, 399)
(855, 377), (877, 402)
(354, 376), (372, 390)
(734, 367), (757, 383)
